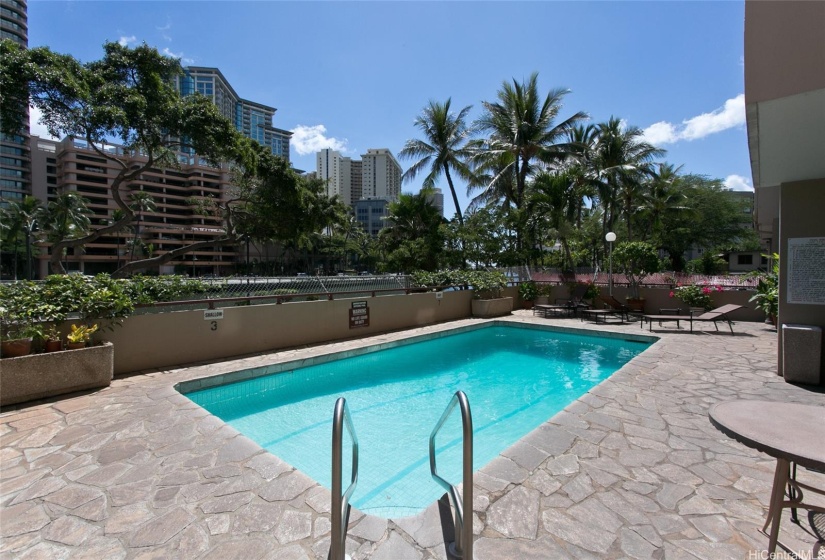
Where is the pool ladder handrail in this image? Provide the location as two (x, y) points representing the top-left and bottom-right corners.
(329, 397), (359, 560)
(429, 390), (473, 559)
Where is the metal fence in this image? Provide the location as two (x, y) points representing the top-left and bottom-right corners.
(133, 274), (413, 314)
(532, 270), (760, 289)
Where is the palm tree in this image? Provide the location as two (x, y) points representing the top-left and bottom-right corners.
(472, 73), (587, 212)
(591, 117), (664, 240)
(3, 196), (43, 280)
(40, 192), (91, 273)
(638, 163), (687, 243)
(399, 99), (474, 227)
(127, 191), (157, 264)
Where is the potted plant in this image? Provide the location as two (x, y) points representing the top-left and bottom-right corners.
(583, 281), (601, 305)
(670, 283), (718, 313)
(66, 323), (98, 350)
(518, 281), (538, 309)
(42, 324), (63, 352)
(1, 290), (36, 358)
(1, 320), (36, 358)
(613, 241), (661, 312)
(749, 253), (779, 325)
(469, 270), (512, 318)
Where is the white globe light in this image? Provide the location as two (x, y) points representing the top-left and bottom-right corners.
(605, 232), (617, 242)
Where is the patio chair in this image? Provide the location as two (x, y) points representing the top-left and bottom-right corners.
(534, 284), (589, 319)
(581, 295), (629, 323)
(688, 304), (743, 334)
(600, 295), (634, 322)
(641, 304), (743, 333)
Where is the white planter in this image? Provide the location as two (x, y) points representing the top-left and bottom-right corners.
(471, 297), (513, 318)
(0, 342), (114, 406)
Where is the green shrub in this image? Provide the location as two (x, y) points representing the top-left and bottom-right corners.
(412, 269), (508, 299)
(518, 281), (538, 301)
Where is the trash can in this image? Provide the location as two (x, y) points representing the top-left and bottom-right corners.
(782, 324), (823, 385)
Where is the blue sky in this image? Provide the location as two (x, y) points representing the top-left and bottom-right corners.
(29, 1), (752, 218)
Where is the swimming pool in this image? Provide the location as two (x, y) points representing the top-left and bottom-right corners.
(184, 323), (651, 518)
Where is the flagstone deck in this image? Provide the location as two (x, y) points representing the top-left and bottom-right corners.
(2, 311), (823, 559)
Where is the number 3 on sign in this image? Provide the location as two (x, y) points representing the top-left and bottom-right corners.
(211, 321), (218, 331)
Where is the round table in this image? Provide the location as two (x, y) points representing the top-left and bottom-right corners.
(709, 400), (825, 554)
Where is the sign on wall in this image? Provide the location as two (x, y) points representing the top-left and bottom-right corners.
(204, 309), (224, 320)
(787, 237), (825, 305)
(349, 301), (369, 328)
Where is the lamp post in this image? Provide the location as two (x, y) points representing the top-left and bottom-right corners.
(605, 232), (617, 297)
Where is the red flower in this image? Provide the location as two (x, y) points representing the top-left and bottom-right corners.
(716, 285), (723, 292)
(702, 286), (711, 294)
(669, 291), (674, 298)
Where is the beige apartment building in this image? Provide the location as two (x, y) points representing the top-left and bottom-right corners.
(745, 0), (825, 381)
(30, 137), (236, 277)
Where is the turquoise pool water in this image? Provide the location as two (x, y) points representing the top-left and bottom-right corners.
(186, 325), (649, 518)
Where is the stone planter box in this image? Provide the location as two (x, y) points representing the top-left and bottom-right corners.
(471, 297), (513, 318)
(0, 342), (114, 407)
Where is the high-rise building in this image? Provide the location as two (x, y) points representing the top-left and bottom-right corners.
(30, 136), (236, 277)
(316, 148), (352, 205)
(175, 67), (291, 161)
(361, 149), (401, 201)
(426, 188), (444, 218)
(18, 63), (290, 277)
(0, 0), (30, 208)
(350, 160), (362, 202)
(353, 198), (388, 238)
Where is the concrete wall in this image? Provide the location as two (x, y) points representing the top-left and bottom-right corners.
(106, 290), (476, 375)
(745, 1), (825, 105)
(778, 179), (825, 380)
(106, 283), (760, 376)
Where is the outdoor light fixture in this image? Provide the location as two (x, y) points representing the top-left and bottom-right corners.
(605, 232), (617, 296)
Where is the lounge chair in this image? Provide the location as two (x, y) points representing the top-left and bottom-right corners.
(641, 304), (743, 334)
(580, 295), (630, 323)
(602, 295), (635, 321)
(534, 284), (589, 318)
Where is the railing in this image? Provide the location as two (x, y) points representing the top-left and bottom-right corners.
(329, 397), (359, 560)
(429, 391), (473, 559)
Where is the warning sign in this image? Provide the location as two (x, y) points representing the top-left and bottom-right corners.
(349, 301), (369, 329)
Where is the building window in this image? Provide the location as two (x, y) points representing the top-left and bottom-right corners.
(737, 254), (753, 265)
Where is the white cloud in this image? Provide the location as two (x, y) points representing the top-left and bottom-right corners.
(29, 106), (59, 140)
(642, 94), (745, 145)
(118, 35), (137, 47)
(156, 19), (172, 42)
(641, 121), (678, 145)
(724, 174), (754, 192)
(162, 48), (193, 64)
(289, 125), (348, 156)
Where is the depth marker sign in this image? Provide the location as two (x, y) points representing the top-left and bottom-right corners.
(349, 301), (369, 329)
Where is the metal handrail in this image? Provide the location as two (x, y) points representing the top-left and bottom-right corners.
(429, 391), (473, 559)
(329, 398), (359, 560)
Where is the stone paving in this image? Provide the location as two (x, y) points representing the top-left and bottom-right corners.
(1, 311), (824, 559)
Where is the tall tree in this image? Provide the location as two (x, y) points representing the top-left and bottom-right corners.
(0, 40), (247, 276)
(379, 188), (446, 272)
(399, 98), (474, 227)
(127, 191), (157, 264)
(471, 73), (587, 211)
(2, 196), (43, 280)
(591, 117), (664, 240)
(40, 192), (91, 270)
(637, 163), (687, 243)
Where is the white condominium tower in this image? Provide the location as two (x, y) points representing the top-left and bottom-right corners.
(361, 149), (401, 202)
(315, 148), (401, 207)
(316, 149), (353, 205)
